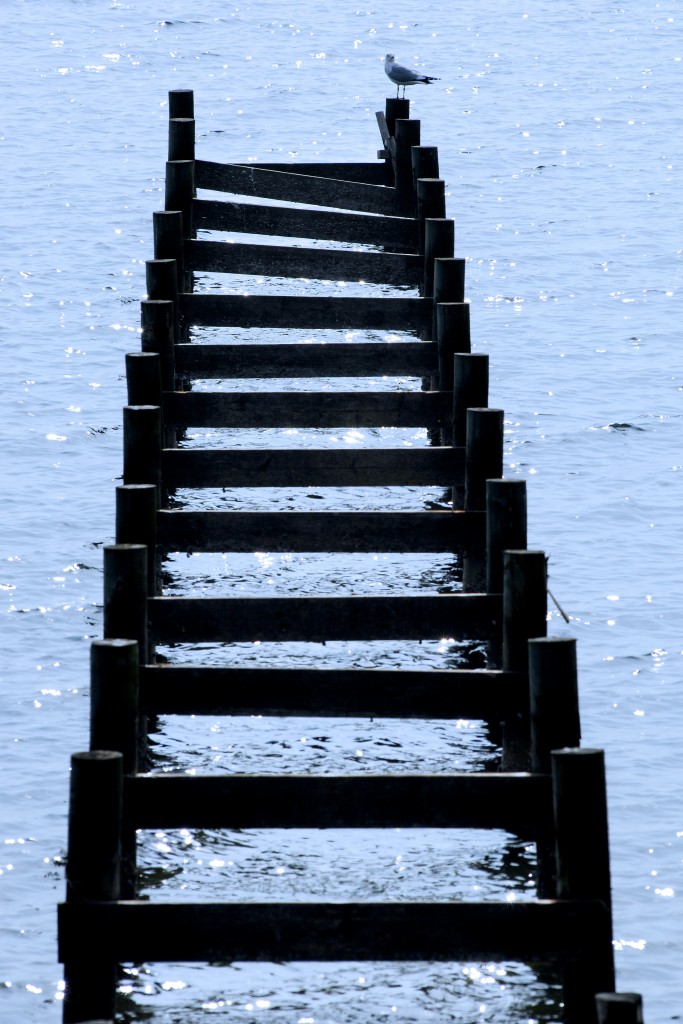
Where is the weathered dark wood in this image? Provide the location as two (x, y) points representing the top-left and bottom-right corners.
(195, 160), (399, 215)
(62, 751), (122, 1024)
(59, 898), (613, 965)
(553, 749), (616, 1018)
(156, 509), (482, 552)
(185, 238), (423, 285)
(437, 303), (472, 391)
(103, 544), (148, 660)
(529, 637), (581, 774)
(174, 340), (437, 378)
(148, 593), (501, 644)
(115, 484), (158, 595)
(394, 119), (421, 213)
(90, 640), (139, 775)
(153, 210), (185, 288)
(139, 664), (525, 719)
(124, 772), (551, 832)
(433, 258), (466, 338)
(464, 408), (504, 512)
(168, 88), (194, 119)
(233, 161), (390, 185)
(126, 352), (161, 408)
(146, 257), (178, 304)
(168, 117), (195, 161)
(162, 389), (452, 428)
(165, 160), (194, 236)
(416, 178), (446, 254)
(502, 549), (548, 673)
(162, 446), (464, 489)
(595, 994), (644, 1024)
(180, 292), (431, 331)
(375, 110), (397, 181)
(140, 299), (176, 392)
(453, 352), (487, 446)
(194, 198), (418, 248)
(384, 98), (411, 137)
(485, 478), (527, 595)
(424, 218), (455, 296)
(123, 405), (162, 491)
(412, 146), (440, 187)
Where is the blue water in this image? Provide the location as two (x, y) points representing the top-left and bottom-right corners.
(1, 1), (681, 1020)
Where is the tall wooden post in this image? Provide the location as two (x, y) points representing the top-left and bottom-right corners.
(62, 751), (122, 1023)
(436, 303), (471, 389)
(103, 544), (148, 663)
(165, 159), (194, 238)
(168, 88), (194, 120)
(126, 351), (162, 408)
(141, 298), (176, 391)
(501, 550), (547, 768)
(116, 483), (159, 596)
(393, 119), (421, 214)
(123, 404), (162, 496)
(423, 219), (454, 297)
(462, 409), (503, 590)
(432, 258), (465, 339)
(168, 117), (195, 161)
(153, 209), (185, 290)
(553, 749), (615, 1019)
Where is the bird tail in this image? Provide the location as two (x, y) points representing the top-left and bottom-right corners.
(424, 75), (440, 83)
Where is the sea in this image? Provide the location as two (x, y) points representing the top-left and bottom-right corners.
(1, 1), (681, 1021)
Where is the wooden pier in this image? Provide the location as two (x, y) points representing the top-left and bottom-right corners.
(57, 90), (644, 1024)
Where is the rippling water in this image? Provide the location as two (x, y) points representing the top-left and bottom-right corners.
(1, 1), (681, 1021)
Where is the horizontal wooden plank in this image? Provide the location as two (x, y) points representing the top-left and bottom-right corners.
(185, 239), (423, 286)
(233, 161), (390, 185)
(161, 390), (452, 428)
(195, 159), (400, 216)
(180, 293), (431, 331)
(161, 446), (464, 488)
(174, 341), (437, 378)
(156, 510), (481, 553)
(193, 199), (417, 249)
(139, 664), (524, 719)
(59, 899), (612, 964)
(147, 593), (501, 644)
(125, 773), (551, 831)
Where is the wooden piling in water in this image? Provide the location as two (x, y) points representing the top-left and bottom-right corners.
(62, 751), (122, 1024)
(56, 87), (645, 1023)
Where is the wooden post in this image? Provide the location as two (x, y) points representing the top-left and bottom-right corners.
(394, 119), (421, 213)
(485, 479), (527, 595)
(411, 145), (439, 185)
(432, 258), (465, 339)
(423, 219), (454, 297)
(501, 550), (547, 768)
(165, 159), (194, 238)
(62, 751), (122, 1023)
(141, 299), (176, 392)
(168, 117), (195, 161)
(90, 640), (141, 896)
(416, 178), (445, 255)
(126, 352), (162, 408)
(528, 635), (579, 897)
(90, 639), (139, 773)
(529, 637), (581, 774)
(464, 408), (503, 512)
(169, 87), (194, 120)
(116, 483), (159, 596)
(451, 355), (489, 497)
(553, 749), (616, 1019)
(153, 209), (185, 290)
(437, 303), (471, 390)
(123, 405), (162, 495)
(595, 994), (643, 1024)
(384, 97), (410, 137)
(462, 409), (503, 590)
(103, 544), (148, 662)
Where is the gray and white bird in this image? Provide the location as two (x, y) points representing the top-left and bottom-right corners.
(384, 54), (440, 97)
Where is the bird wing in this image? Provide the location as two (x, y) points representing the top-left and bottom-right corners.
(387, 63), (427, 83)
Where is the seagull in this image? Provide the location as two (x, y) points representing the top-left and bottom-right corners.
(384, 54), (440, 97)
